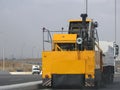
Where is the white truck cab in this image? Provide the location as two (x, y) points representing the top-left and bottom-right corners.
(99, 41), (119, 84)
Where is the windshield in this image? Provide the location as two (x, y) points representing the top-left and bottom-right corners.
(33, 68), (39, 70)
(57, 43), (76, 51)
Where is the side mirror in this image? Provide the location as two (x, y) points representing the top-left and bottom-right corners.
(94, 21), (98, 28)
(115, 44), (119, 56)
(114, 44), (119, 57)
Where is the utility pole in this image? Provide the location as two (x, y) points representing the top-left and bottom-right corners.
(2, 48), (5, 71)
(115, 0), (117, 43)
(86, 0), (88, 14)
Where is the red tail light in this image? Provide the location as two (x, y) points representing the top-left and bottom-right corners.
(45, 75), (49, 78)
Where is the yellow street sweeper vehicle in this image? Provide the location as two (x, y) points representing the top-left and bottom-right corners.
(42, 14), (119, 88)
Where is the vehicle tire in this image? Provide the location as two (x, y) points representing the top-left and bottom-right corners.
(94, 69), (102, 88)
(109, 74), (114, 84)
(94, 81), (101, 89)
(101, 73), (106, 88)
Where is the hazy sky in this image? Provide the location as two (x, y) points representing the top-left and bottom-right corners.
(0, 0), (120, 59)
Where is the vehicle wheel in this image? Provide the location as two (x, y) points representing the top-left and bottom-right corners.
(109, 74), (114, 84)
(94, 81), (101, 89)
(101, 73), (106, 88)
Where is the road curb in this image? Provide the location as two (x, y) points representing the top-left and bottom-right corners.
(10, 71), (42, 75)
(10, 72), (32, 75)
(0, 71), (10, 75)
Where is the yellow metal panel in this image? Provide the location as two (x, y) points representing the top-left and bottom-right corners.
(68, 19), (92, 22)
(85, 55), (95, 79)
(51, 58), (85, 74)
(42, 51), (95, 79)
(53, 34), (77, 43)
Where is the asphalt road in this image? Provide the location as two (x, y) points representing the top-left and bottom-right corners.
(38, 74), (120, 90)
(0, 75), (42, 86)
(0, 74), (120, 90)
(100, 76), (120, 90)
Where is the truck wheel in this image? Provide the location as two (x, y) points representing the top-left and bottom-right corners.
(94, 80), (101, 89)
(94, 69), (103, 88)
(94, 81), (98, 89)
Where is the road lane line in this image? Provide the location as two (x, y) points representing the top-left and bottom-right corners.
(0, 80), (42, 90)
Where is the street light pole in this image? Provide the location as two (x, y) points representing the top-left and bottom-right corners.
(86, 0), (88, 14)
(2, 48), (5, 71)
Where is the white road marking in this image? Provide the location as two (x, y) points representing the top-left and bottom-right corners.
(0, 80), (42, 90)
